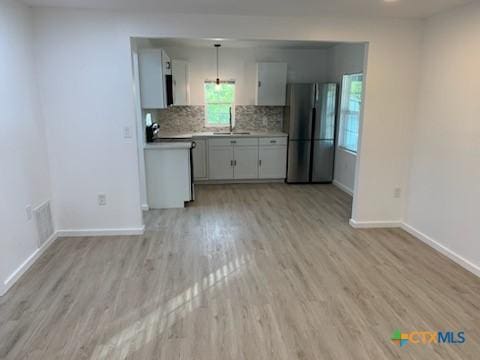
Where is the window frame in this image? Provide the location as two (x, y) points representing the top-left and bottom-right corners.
(204, 80), (236, 127)
(338, 73), (363, 154)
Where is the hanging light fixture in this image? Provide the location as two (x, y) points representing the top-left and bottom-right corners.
(214, 44), (221, 89)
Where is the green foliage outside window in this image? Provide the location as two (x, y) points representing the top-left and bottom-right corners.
(339, 73), (363, 153)
(204, 82), (235, 126)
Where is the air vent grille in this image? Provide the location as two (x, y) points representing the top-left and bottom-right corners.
(34, 201), (54, 247)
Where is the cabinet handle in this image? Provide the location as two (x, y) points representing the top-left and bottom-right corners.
(259, 160), (262, 166)
(234, 160), (237, 166)
(258, 81), (261, 88)
(230, 160), (234, 166)
(231, 140), (236, 144)
(270, 140), (277, 144)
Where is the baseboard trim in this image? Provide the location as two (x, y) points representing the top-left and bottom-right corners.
(141, 204), (149, 211)
(195, 179), (285, 185)
(1, 231), (59, 297)
(401, 223), (480, 278)
(57, 226), (145, 237)
(332, 180), (353, 196)
(349, 219), (402, 229)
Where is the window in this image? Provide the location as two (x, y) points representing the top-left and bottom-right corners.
(204, 81), (235, 127)
(338, 73), (363, 153)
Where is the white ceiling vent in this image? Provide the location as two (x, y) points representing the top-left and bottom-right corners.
(34, 201), (54, 247)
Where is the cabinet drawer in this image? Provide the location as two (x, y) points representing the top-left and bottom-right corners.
(209, 137), (258, 147)
(259, 137), (287, 146)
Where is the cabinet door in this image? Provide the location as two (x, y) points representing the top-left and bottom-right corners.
(192, 139), (207, 179)
(234, 146), (259, 179)
(138, 49), (166, 109)
(256, 63), (287, 106)
(259, 145), (287, 179)
(172, 60), (189, 105)
(208, 146), (234, 180)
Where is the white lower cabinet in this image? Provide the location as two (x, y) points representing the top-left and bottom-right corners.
(201, 136), (287, 182)
(234, 146), (259, 179)
(208, 145), (234, 180)
(192, 139), (207, 179)
(259, 145), (287, 179)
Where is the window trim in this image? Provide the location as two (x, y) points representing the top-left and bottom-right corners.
(204, 80), (236, 127)
(338, 73), (363, 154)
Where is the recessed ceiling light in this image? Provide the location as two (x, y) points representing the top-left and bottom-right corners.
(384, 0), (399, 2)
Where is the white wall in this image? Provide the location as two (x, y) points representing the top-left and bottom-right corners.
(405, 2), (480, 273)
(0, 0), (53, 295)
(32, 7), (421, 228)
(328, 43), (366, 195)
(33, 9), (144, 233)
(157, 45), (330, 105)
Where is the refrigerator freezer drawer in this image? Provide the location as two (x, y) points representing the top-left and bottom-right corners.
(287, 140), (311, 183)
(311, 140), (335, 182)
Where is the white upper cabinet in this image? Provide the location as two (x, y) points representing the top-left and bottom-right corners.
(172, 60), (190, 106)
(162, 51), (171, 75)
(255, 62), (288, 106)
(138, 49), (170, 109)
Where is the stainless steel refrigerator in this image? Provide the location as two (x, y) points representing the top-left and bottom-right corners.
(284, 83), (337, 183)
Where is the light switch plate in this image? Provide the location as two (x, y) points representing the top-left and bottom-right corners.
(25, 205), (32, 221)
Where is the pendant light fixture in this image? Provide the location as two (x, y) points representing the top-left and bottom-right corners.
(214, 44), (221, 88)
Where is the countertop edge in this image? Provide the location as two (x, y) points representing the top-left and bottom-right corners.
(144, 143), (192, 150)
(154, 132), (289, 140)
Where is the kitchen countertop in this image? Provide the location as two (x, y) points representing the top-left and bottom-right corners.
(155, 131), (288, 139)
(144, 142), (193, 150)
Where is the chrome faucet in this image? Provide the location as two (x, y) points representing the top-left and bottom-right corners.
(229, 107), (233, 133)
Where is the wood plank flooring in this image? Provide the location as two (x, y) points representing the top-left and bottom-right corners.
(0, 184), (479, 359)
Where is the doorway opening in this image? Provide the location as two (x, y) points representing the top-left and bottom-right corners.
(129, 37), (368, 225)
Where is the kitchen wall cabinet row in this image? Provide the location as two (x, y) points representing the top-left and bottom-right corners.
(138, 49), (286, 108)
(193, 136), (287, 181)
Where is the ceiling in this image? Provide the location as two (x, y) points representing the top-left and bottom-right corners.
(22, 0), (472, 19)
(148, 38), (342, 50)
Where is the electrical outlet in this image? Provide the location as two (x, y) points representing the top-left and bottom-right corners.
(123, 126), (133, 139)
(25, 205), (32, 221)
(394, 188), (402, 198)
(98, 193), (107, 206)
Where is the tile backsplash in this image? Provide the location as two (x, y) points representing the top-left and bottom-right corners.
(150, 105), (284, 134)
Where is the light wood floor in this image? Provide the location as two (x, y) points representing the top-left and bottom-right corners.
(1, 184), (479, 359)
